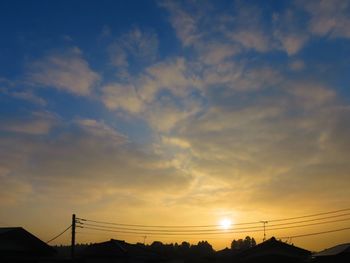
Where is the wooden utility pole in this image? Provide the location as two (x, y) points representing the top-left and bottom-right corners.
(71, 214), (76, 259)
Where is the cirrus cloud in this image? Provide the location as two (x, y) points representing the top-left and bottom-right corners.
(27, 48), (100, 96)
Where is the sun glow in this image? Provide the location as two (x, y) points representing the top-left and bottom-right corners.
(219, 218), (232, 230)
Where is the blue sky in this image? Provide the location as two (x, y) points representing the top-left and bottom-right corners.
(1, 0), (350, 250)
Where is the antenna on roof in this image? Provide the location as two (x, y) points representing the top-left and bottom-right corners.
(260, 221), (268, 241)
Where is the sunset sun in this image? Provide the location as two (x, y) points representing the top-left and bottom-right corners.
(219, 219), (232, 230)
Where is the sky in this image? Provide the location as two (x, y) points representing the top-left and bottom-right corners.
(0, 0), (350, 251)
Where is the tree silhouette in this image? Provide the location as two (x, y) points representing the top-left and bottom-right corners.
(190, 240), (214, 256)
(231, 236), (256, 250)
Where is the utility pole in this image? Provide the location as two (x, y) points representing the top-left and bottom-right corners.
(71, 214), (76, 259)
(260, 221), (268, 241)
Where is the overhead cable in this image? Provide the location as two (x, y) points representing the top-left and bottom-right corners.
(278, 226), (350, 239)
(46, 225), (72, 243)
(80, 217), (350, 236)
(78, 216), (350, 233)
(76, 208), (350, 229)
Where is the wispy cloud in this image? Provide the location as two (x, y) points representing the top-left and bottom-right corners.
(0, 111), (57, 135)
(108, 27), (158, 78)
(289, 59), (305, 71)
(272, 9), (309, 55)
(302, 0), (350, 38)
(0, 176), (32, 206)
(101, 56), (201, 130)
(27, 48), (100, 96)
(102, 83), (144, 113)
(0, 115), (193, 206)
(159, 1), (202, 47)
(10, 90), (47, 106)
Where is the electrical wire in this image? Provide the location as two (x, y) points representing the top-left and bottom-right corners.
(260, 217), (350, 232)
(76, 231), (245, 241)
(76, 217), (260, 228)
(84, 218), (350, 233)
(269, 208), (350, 222)
(76, 213), (350, 233)
(79, 216), (350, 236)
(75, 208), (350, 243)
(78, 225), (350, 241)
(278, 226), (350, 239)
(79, 222), (262, 232)
(81, 226), (264, 235)
(265, 213), (350, 227)
(76, 208), (350, 229)
(46, 225), (72, 243)
(78, 216), (350, 233)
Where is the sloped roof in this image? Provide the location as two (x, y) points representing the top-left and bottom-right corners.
(83, 239), (160, 260)
(0, 228), (17, 234)
(238, 237), (311, 260)
(0, 227), (56, 256)
(83, 239), (127, 257)
(313, 243), (350, 257)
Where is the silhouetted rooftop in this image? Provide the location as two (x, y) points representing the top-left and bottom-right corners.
(82, 238), (161, 261)
(237, 237), (311, 262)
(0, 227), (56, 258)
(313, 243), (350, 257)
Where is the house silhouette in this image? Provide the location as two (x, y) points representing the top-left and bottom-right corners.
(81, 239), (162, 262)
(312, 243), (350, 263)
(0, 227), (56, 262)
(236, 237), (311, 263)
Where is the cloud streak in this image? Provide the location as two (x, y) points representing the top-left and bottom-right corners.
(27, 48), (100, 95)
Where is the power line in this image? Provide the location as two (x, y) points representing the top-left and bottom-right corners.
(76, 231), (246, 241)
(77, 213), (350, 233)
(263, 217), (350, 232)
(76, 217), (261, 228)
(78, 225), (350, 242)
(278, 226), (350, 239)
(80, 222), (262, 232)
(77, 208), (350, 229)
(269, 208), (350, 222)
(265, 213), (350, 227)
(46, 225), (72, 244)
(81, 226), (264, 236)
(78, 217), (350, 236)
(76, 208), (350, 244)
